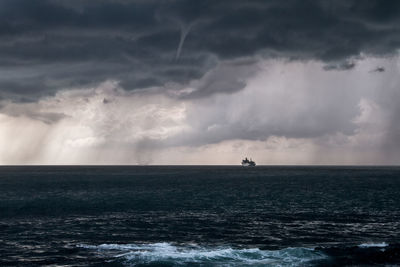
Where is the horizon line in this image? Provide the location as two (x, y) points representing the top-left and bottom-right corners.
(1, 164), (400, 167)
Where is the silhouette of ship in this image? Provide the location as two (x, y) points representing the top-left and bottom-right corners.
(241, 157), (256, 166)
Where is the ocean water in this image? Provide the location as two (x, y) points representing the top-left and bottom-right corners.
(1, 166), (400, 266)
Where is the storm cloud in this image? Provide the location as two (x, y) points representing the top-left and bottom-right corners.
(0, 0), (399, 100)
(0, 0), (400, 164)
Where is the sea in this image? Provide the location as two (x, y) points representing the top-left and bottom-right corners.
(1, 166), (400, 266)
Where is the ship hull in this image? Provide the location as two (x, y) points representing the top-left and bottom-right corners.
(241, 163), (256, 167)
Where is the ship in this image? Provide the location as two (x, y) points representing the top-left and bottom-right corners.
(241, 157), (256, 166)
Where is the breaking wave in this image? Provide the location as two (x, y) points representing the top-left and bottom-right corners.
(358, 242), (388, 248)
(79, 242), (326, 266)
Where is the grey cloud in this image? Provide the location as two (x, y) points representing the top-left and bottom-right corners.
(177, 58), (260, 99)
(164, 61), (365, 147)
(323, 61), (356, 71)
(371, 67), (385, 72)
(371, 64), (400, 162)
(0, 0), (399, 101)
(0, 102), (66, 124)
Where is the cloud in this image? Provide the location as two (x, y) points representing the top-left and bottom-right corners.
(370, 66), (385, 72)
(0, 0), (399, 101)
(1, 56), (399, 164)
(0, 1), (400, 164)
(323, 60), (356, 71)
(0, 80), (189, 164)
(167, 60), (362, 146)
(162, 56), (400, 164)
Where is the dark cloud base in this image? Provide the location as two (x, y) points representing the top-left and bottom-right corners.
(0, 0), (399, 101)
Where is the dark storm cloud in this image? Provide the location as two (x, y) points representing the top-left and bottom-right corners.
(0, 0), (399, 101)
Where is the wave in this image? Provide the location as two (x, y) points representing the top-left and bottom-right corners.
(78, 242), (326, 266)
(79, 242), (400, 266)
(358, 242), (388, 248)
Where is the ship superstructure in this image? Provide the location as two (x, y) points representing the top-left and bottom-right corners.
(241, 157), (256, 166)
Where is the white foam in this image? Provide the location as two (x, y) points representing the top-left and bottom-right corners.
(358, 242), (388, 248)
(79, 242), (327, 266)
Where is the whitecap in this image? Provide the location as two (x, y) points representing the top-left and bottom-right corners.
(79, 242), (327, 266)
(358, 242), (388, 248)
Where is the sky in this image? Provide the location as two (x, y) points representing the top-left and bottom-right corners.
(0, 0), (400, 165)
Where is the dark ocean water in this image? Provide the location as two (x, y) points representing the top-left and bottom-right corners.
(1, 166), (400, 266)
